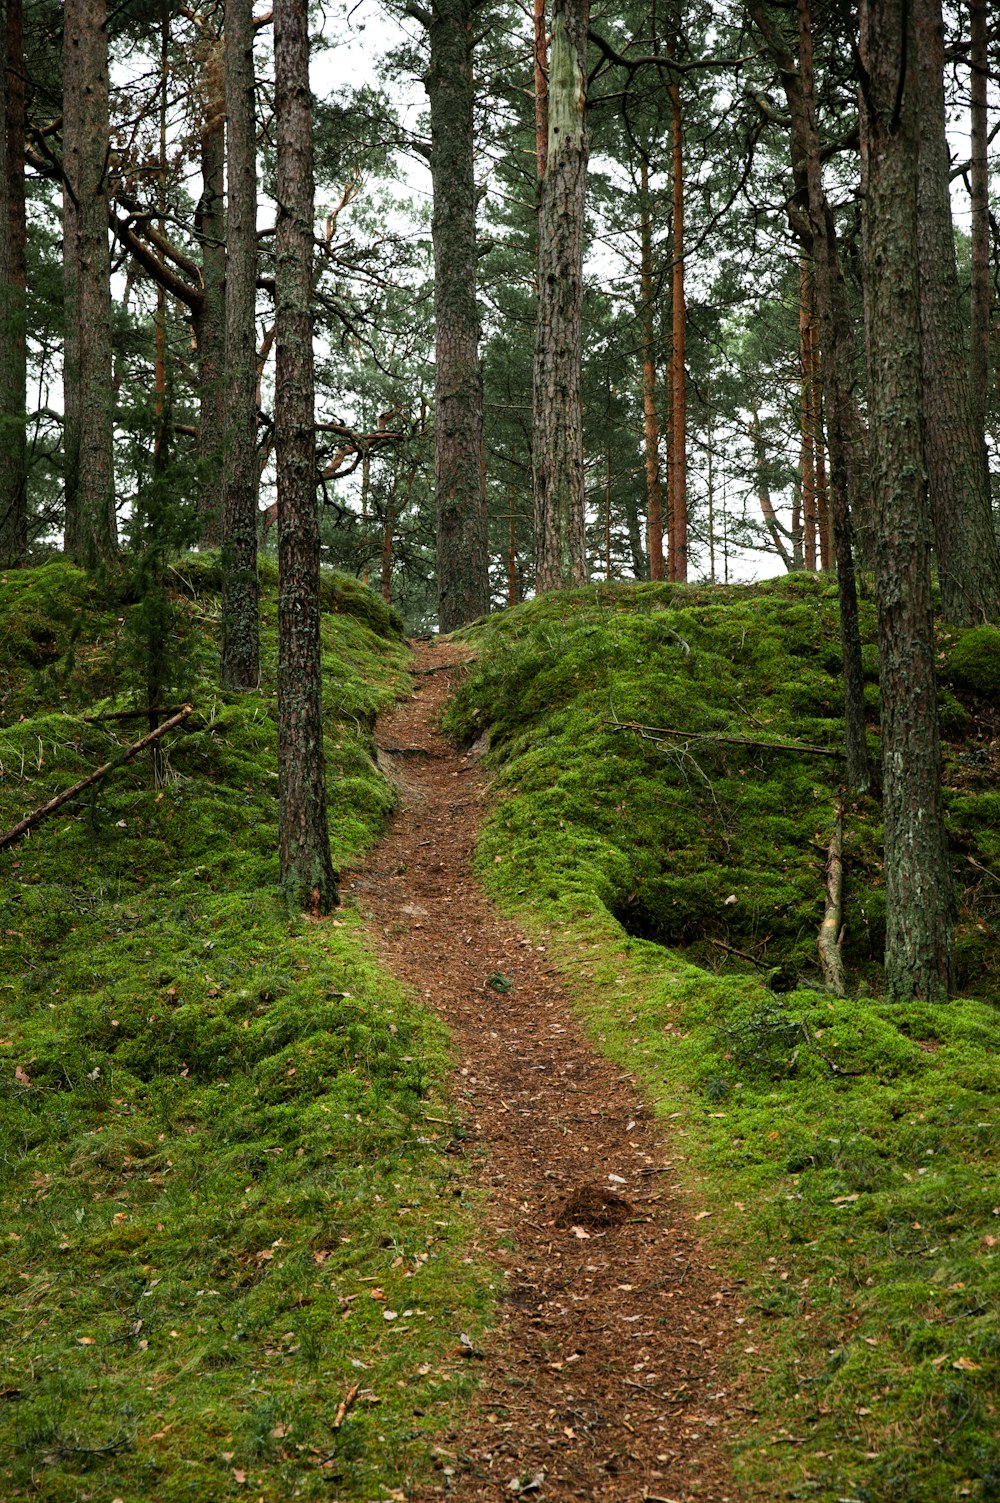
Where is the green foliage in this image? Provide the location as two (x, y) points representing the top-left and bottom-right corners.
(453, 578), (1000, 1502)
(0, 561), (490, 1501)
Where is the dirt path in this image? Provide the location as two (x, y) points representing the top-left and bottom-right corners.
(350, 641), (743, 1503)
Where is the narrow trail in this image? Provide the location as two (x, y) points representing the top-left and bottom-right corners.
(350, 641), (744, 1503)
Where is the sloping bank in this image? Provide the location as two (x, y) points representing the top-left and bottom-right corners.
(446, 575), (1000, 1503)
(0, 558), (492, 1503)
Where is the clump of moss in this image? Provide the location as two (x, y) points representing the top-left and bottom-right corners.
(945, 625), (1000, 700)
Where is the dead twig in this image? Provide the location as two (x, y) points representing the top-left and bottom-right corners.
(331, 1382), (360, 1431)
(604, 718), (842, 757)
(710, 938), (770, 969)
(0, 706), (194, 852)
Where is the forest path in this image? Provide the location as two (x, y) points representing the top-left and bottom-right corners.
(349, 640), (743, 1503)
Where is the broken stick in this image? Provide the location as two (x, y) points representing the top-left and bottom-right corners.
(817, 800), (845, 995)
(0, 704), (194, 852)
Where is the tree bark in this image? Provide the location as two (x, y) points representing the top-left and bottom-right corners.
(799, 253), (817, 570)
(859, 0), (952, 1000)
(220, 0), (261, 692)
(274, 0), (337, 913)
(667, 68), (687, 582)
(0, 0), (27, 566)
(424, 0), (489, 630)
(913, 0), (1000, 626)
(533, 0), (589, 592)
(195, 34), (227, 546)
(534, 0), (548, 183)
(968, 0), (989, 431)
(639, 152), (664, 580)
(62, 0), (116, 567)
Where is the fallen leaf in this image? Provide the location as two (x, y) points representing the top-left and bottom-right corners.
(270, 1424), (290, 1439)
(232, 1468), (247, 1484)
(14, 1065), (30, 1086)
(953, 1357), (981, 1372)
(77, 1336), (95, 1345)
(370, 1287), (387, 1301)
(382, 1309), (398, 1321)
(694, 1211), (713, 1220)
(570, 1225), (591, 1239)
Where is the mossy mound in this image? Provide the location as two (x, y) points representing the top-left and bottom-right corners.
(448, 576), (1000, 1503)
(944, 624), (1000, 700)
(447, 574), (1000, 998)
(0, 559), (489, 1502)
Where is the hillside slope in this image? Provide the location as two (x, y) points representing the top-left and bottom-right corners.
(448, 576), (1000, 1503)
(0, 559), (491, 1502)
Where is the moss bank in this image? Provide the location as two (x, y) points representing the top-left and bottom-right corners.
(449, 577), (1000, 1503)
(0, 558), (491, 1502)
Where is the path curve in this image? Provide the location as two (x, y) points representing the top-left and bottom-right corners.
(350, 640), (742, 1503)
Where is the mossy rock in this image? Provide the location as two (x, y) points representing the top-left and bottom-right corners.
(945, 626), (1000, 699)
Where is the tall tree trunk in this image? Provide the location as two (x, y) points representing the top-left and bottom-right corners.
(749, 402), (794, 571)
(533, 0), (589, 592)
(668, 68), (687, 582)
(860, 0), (952, 1000)
(424, 0), (489, 630)
(639, 153), (664, 580)
(220, 0), (260, 691)
(274, 0), (337, 913)
(913, 0), (1000, 625)
(752, 0), (871, 792)
(62, 0), (116, 567)
(968, 0), (989, 431)
(799, 253), (817, 570)
(0, 0), (27, 565)
(195, 36), (227, 545)
(533, 0), (548, 184)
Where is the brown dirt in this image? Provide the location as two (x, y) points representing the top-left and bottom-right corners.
(350, 640), (745, 1503)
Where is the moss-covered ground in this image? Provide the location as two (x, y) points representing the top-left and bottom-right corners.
(0, 559), (492, 1502)
(447, 576), (1000, 1503)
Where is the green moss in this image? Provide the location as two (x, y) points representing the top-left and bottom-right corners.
(450, 578), (1000, 1503)
(0, 561), (490, 1503)
(945, 625), (1000, 699)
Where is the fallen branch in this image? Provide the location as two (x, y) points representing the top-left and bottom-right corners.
(817, 801), (846, 995)
(604, 719), (843, 757)
(83, 704), (186, 724)
(0, 705), (194, 852)
(710, 937), (771, 970)
(331, 1382), (360, 1431)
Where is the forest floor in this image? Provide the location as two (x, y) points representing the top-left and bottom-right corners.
(350, 640), (744, 1503)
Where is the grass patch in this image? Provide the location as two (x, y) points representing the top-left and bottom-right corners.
(450, 576), (1000, 1503)
(0, 558), (491, 1501)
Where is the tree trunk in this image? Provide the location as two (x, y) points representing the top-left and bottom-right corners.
(639, 153), (664, 581)
(533, 0), (589, 592)
(195, 36), (227, 546)
(749, 402), (794, 571)
(752, 0), (872, 792)
(274, 0), (337, 914)
(0, 0), (27, 565)
(860, 0), (952, 1000)
(799, 253), (817, 570)
(534, 0), (548, 184)
(62, 0), (116, 567)
(968, 0), (989, 431)
(913, 0), (1000, 626)
(667, 68), (687, 582)
(220, 0), (261, 692)
(425, 0), (489, 630)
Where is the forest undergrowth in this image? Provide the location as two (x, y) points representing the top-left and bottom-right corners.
(0, 559), (492, 1503)
(447, 574), (1000, 1503)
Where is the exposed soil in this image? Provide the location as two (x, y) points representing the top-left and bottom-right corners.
(350, 640), (746, 1503)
